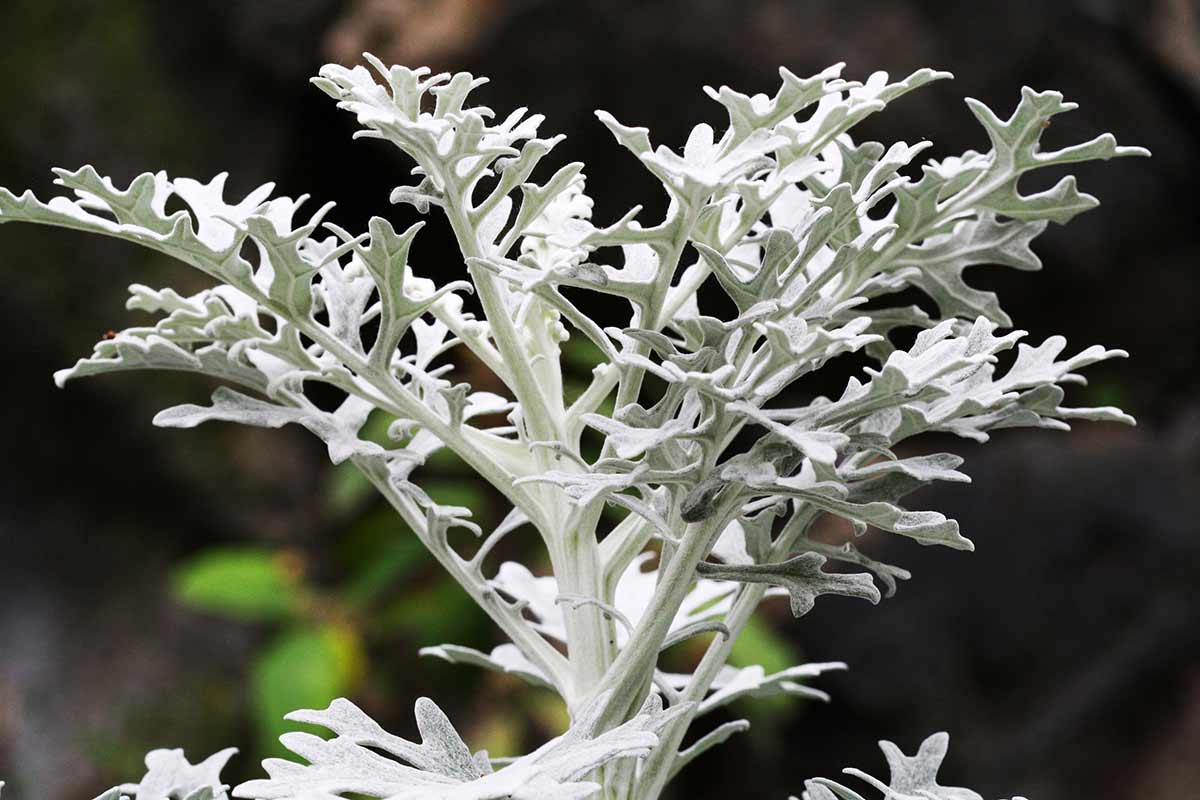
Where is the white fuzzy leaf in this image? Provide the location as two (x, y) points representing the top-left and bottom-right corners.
(419, 643), (552, 689)
(799, 732), (992, 800)
(234, 695), (685, 800)
(96, 748), (237, 800)
(154, 387), (383, 465)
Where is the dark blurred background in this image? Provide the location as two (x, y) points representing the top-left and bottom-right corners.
(1, 1), (1198, 798)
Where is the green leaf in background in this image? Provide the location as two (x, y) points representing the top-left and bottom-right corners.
(250, 624), (365, 757)
(171, 547), (301, 622)
(728, 615), (798, 673)
(380, 576), (483, 643)
(561, 337), (605, 374)
(340, 509), (426, 609)
(422, 480), (486, 514)
(326, 462), (376, 517)
(727, 615), (802, 718)
(468, 709), (524, 759)
(525, 689), (571, 735)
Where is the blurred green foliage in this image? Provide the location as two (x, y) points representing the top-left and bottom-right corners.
(173, 548), (302, 622)
(250, 625), (364, 757)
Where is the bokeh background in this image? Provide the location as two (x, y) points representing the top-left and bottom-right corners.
(1, 1), (1198, 798)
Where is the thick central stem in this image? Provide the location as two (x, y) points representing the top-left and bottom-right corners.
(442, 195), (614, 711)
(557, 511), (617, 701)
(584, 494), (740, 733)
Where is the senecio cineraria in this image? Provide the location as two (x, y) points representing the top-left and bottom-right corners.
(0, 54), (1144, 800)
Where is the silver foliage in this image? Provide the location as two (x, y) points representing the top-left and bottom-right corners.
(233, 695), (687, 800)
(92, 749), (238, 800)
(0, 52), (1145, 800)
(797, 732), (1025, 800)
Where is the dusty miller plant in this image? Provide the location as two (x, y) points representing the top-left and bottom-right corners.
(0, 53), (1144, 799)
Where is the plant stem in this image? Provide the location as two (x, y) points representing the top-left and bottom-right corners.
(350, 453), (573, 693)
(634, 504), (821, 796)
